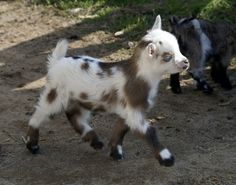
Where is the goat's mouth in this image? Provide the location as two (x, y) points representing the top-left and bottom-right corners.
(176, 61), (189, 71)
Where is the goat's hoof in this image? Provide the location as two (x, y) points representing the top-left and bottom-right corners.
(90, 140), (104, 150)
(202, 87), (213, 94)
(156, 149), (175, 167)
(197, 83), (213, 94)
(110, 150), (124, 161)
(221, 82), (232, 90)
(171, 86), (182, 94)
(22, 136), (40, 154)
(159, 155), (175, 167)
(26, 143), (40, 154)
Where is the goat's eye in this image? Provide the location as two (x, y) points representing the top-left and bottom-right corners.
(162, 53), (173, 62)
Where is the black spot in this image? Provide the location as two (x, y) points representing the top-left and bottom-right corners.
(68, 35), (79, 40)
(84, 58), (95, 63)
(81, 62), (89, 71)
(66, 56), (82, 60)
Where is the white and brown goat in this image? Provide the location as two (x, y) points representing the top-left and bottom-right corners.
(23, 15), (189, 167)
(169, 16), (235, 94)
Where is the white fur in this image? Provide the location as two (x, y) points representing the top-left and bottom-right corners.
(192, 19), (212, 69)
(159, 148), (172, 160)
(78, 109), (92, 137)
(117, 145), (123, 155)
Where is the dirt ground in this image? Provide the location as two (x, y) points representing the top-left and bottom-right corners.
(0, 1), (236, 185)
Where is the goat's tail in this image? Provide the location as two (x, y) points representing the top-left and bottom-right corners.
(48, 39), (68, 69)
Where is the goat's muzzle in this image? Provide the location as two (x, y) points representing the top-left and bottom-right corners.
(176, 59), (189, 71)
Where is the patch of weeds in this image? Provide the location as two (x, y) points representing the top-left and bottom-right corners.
(32, 0), (236, 40)
(162, 0), (211, 17)
(200, 0), (236, 23)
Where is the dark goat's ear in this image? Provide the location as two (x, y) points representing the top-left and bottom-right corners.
(179, 17), (195, 25)
(169, 16), (179, 25)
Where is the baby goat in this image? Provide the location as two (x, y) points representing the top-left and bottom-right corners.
(23, 15), (189, 167)
(169, 16), (235, 94)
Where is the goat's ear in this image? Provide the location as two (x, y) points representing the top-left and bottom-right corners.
(169, 16), (178, 26)
(147, 43), (157, 57)
(151, 15), (162, 30)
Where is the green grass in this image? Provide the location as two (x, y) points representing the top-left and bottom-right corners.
(200, 0), (236, 23)
(33, 0), (236, 39)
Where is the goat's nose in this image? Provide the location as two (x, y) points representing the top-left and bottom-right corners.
(176, 58), (189, 70)
(182, 59), (189, 69)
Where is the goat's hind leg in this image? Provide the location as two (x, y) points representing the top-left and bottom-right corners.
(211, 55), (232, 90)
(24, 87), (62, 154)
(109, 118), (129, 160)
(65, 101), (103, 150)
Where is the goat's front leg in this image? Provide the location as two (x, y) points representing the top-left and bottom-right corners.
(143, 126), (174, 166)
(170, 73), (182, 94)
(109, 118), (129, 160)
(126, 111), (174, 167)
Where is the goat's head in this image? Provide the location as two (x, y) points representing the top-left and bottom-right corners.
(139, 15), (189, 75)
(169, 16), (197, 53)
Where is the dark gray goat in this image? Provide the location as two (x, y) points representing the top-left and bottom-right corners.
(169, 16), (235, 94)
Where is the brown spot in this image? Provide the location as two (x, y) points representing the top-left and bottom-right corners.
(80, 92), (88, 100)
(120, 98), (127, 108)
(93, 105), (106, 112)
(101, 88), (118, 105)
(79, 101), (94, 110)
(26, 126), (39, 146)
(98, 62), (115, 76)
(47, 88), (57, 103)
(137, 40), (152, 49)
(66, 100), (83, 135)
(124, 77), (150, 109)
(109, 118), (129, 147)
(81, 62), (89, 71)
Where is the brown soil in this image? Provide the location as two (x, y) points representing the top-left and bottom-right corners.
(0, 1), (236, 185)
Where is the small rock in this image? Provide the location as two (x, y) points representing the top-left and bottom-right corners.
(175, 128), (180, 132)
(214, 136), (223, 140)
(128, 41), (134, 48)
(218, 101), (231, 106)
(227, 116), (233, 120)
(68, 8), (84, 14)
(48, 130), (54, 134)
(114, 30), (124, 37)
(155, 116), (165, 120)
